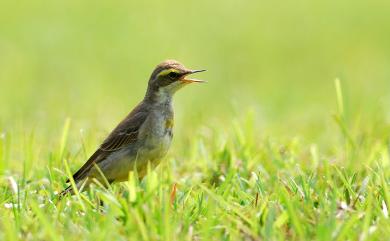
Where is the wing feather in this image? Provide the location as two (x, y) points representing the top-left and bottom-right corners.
(66, 103), (149, 183)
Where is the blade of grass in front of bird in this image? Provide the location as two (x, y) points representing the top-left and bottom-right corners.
(93, 163), (111, 190)
(63, 158), (85, 211)
(127, 171), (137, 203)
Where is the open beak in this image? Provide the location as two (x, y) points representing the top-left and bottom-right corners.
(181, 69), (206, 83)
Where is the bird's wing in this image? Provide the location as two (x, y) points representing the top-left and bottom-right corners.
(66, 103), (149, 183)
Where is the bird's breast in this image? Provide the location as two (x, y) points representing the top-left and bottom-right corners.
(138, 107), (174, 159)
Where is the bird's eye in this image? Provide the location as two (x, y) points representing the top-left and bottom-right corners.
(168, 72), (179, 79)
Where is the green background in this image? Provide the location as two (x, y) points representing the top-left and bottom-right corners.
(1, 0), (390, 240)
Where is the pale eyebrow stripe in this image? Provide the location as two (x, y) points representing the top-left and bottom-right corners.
(157, 68), (180, 77)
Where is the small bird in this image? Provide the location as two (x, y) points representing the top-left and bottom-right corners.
(60, 60), (205, 196)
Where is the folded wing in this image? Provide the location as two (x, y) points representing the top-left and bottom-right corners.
(66, 103), (149, 183)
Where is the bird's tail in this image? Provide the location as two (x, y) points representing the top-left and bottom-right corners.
(58, 178), (91, 200)
(58, 178), (109, 200)
(58, 186), (72, 199)
(58, 185), (74, 200)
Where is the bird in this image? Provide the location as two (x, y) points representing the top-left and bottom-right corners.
(60, 60), (205, 197)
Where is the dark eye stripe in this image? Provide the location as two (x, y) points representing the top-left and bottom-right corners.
(168, 72), (179, 79)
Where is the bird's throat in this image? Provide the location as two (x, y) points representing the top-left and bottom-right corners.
(145, 88), (173, 106)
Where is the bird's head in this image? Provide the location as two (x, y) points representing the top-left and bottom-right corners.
(146, 60), (206, 100)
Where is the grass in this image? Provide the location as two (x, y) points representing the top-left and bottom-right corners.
(1, 0), (390, 240)
(1, 82), (390, 240)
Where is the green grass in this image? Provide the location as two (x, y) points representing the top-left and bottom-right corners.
(1, 0), (390, 240)
(1, 96), (390, 240)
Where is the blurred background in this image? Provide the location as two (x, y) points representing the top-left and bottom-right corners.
(1, 0), (389, 173)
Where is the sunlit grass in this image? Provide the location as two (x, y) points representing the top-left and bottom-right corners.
(1, 91), (390, 239)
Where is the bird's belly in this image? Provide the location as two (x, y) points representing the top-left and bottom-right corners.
(140, 114), (173, 160)
(100, 128), (173, 182)
(139, 126), (173, 161)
